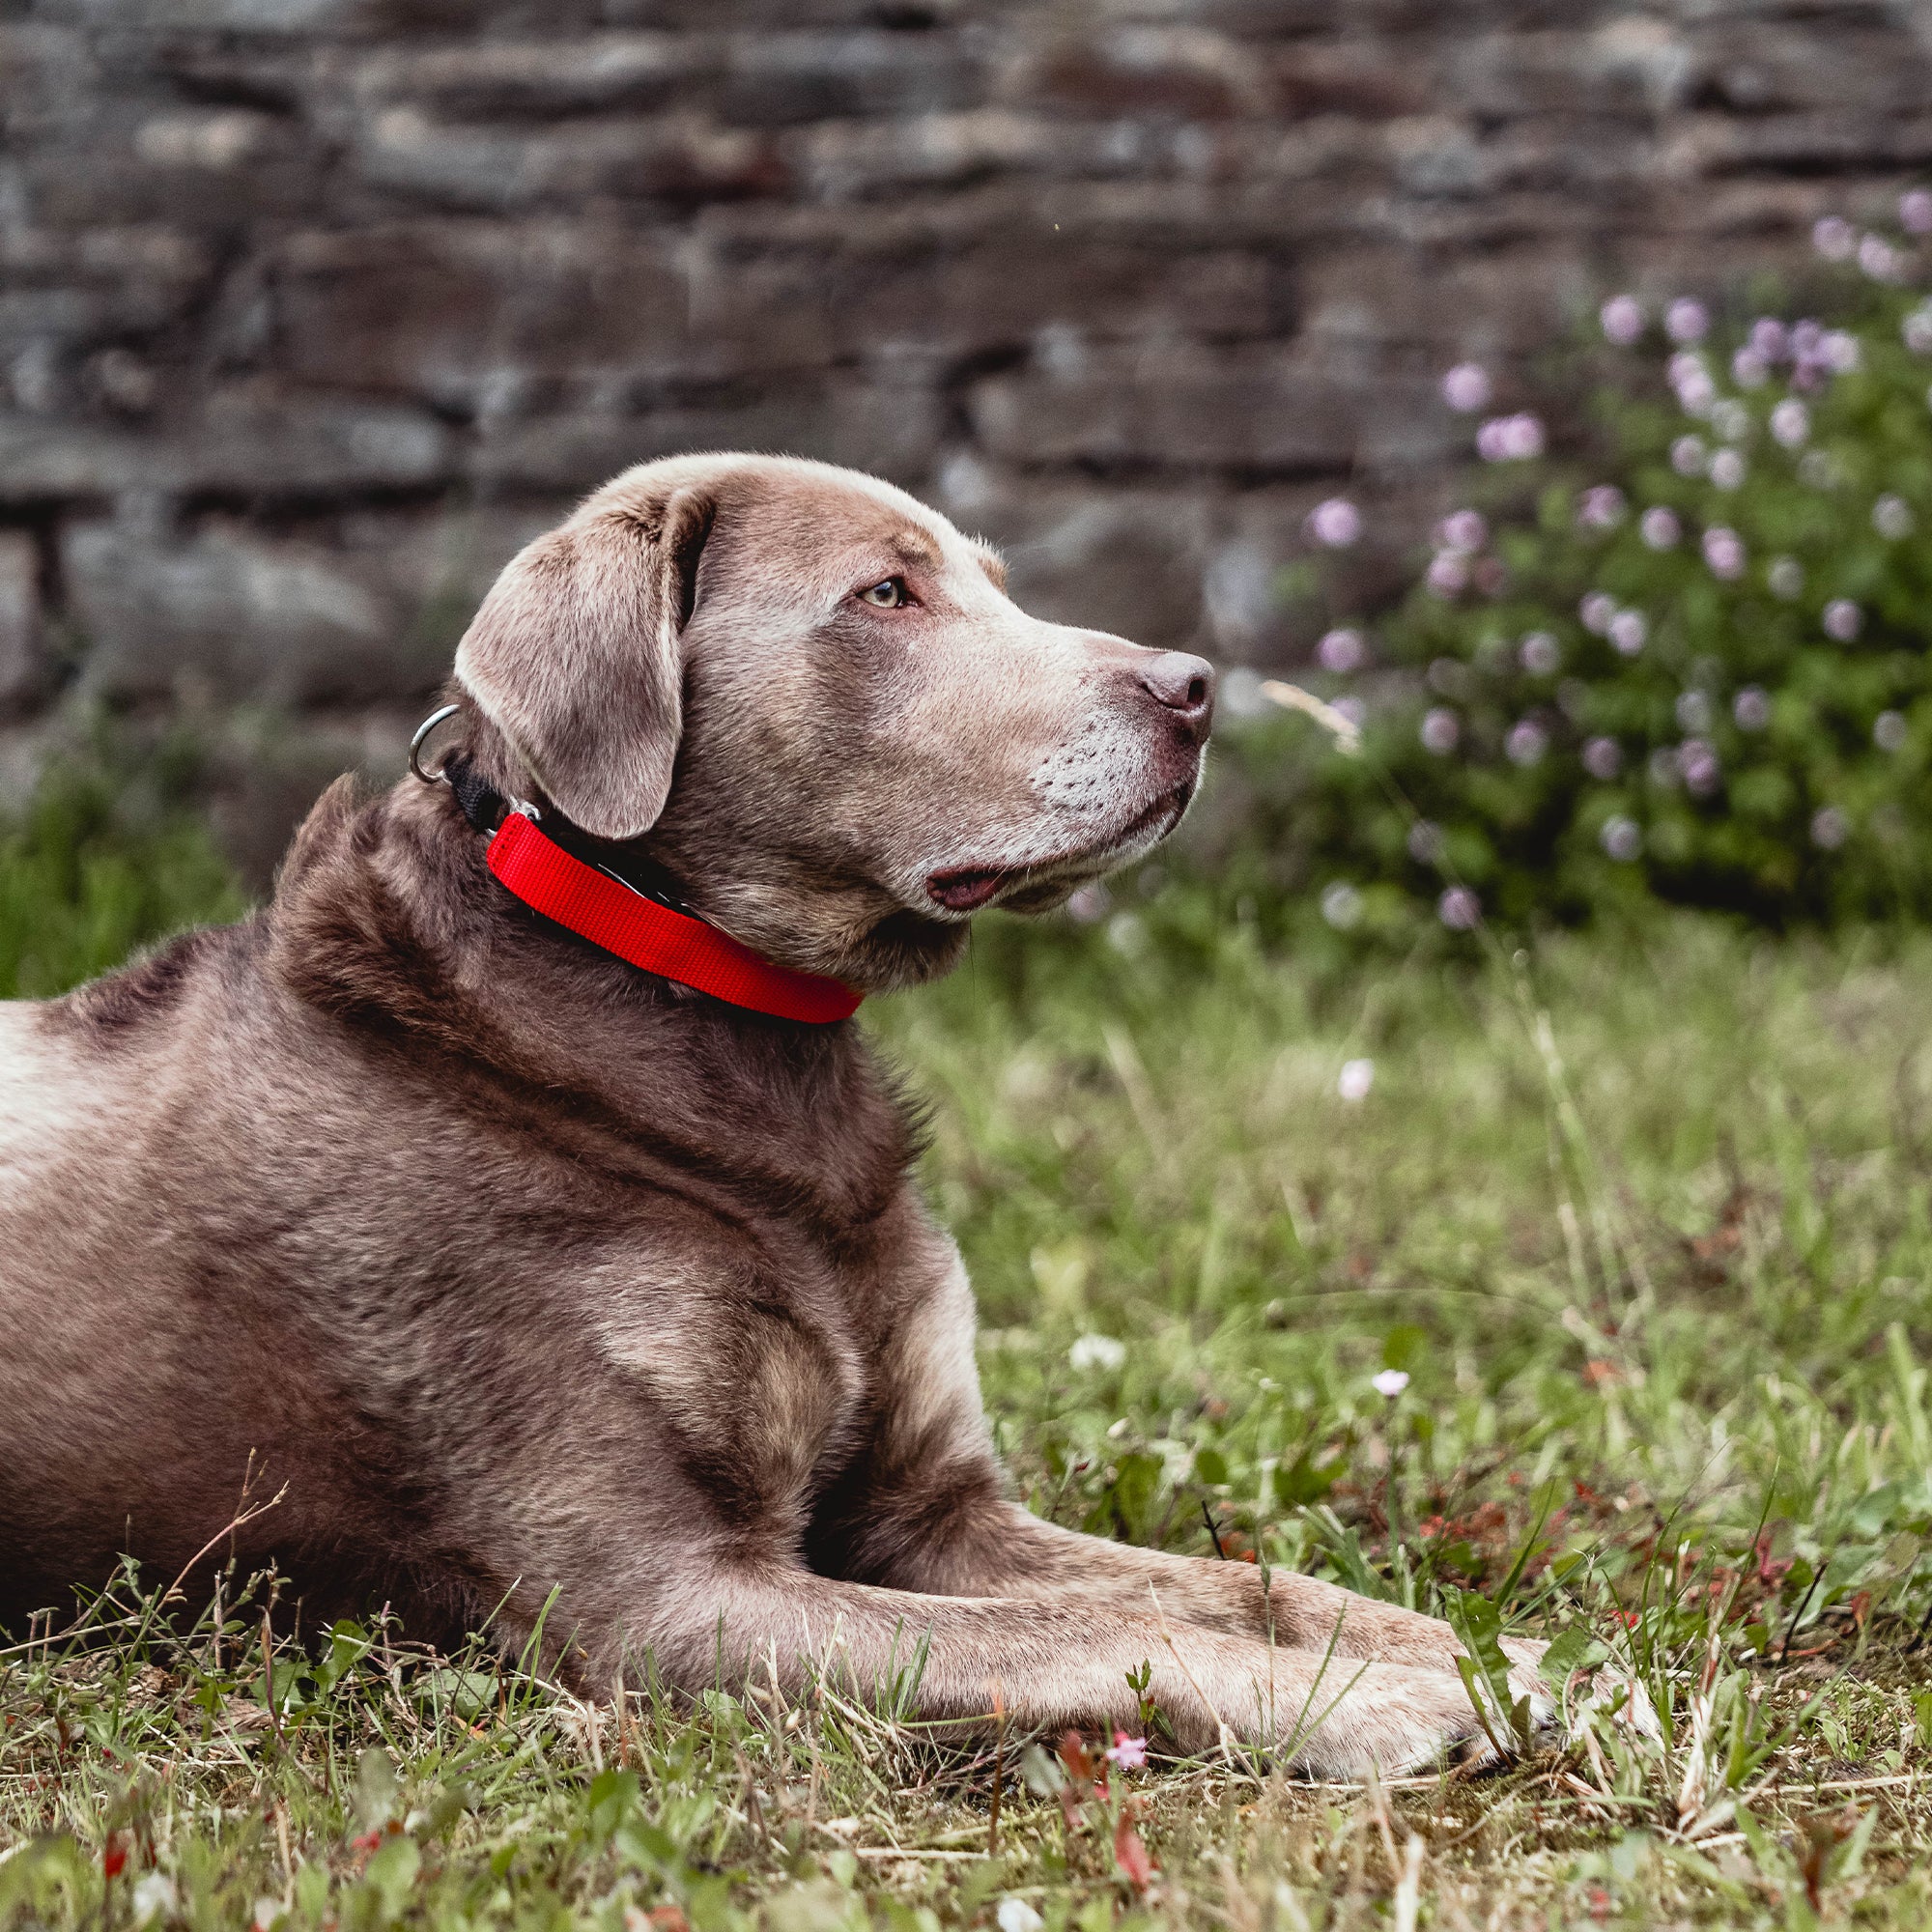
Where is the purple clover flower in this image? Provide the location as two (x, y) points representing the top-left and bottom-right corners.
(1823, 598), (1862, 641)
(1665, 298), (1710, 344)
(1703, 526), (1746, 579)
(1600, 294), (1645, 345)
(1307, 497), (1362, 547)
(1440, 362), (1492, 412)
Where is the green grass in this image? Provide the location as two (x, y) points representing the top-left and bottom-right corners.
(11, 790), (1932, 1925)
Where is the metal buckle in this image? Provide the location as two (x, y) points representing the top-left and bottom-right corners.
(409, 702), (464, 784)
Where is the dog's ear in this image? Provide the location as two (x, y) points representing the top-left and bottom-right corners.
(453, 483), (715, 840)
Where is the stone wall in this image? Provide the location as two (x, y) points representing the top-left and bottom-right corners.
(5, 0), (1932, 851)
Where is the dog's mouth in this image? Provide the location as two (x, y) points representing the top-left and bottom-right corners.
(925, 782), (1194, 915)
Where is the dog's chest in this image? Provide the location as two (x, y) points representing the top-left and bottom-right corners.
(590, 1191), (979, 1524)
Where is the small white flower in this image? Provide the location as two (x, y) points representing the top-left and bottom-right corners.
(1579, 591), (1617, 635)
(1600, 294), (1645, 345)
(1819, 329), (1861, 374)
(1406, 819), (1444, 862)
(1066, 882), (1111, 924)
(1767, 556), (1804, 599)
(1337, 1059), (1375, 1102)
(1732, 346), (1770, 388)
(1749, 317), (1789, 360)
(132, 1875), (179, 1928)
(1770, 398), (1809, 447)
(1437, 886), (1481, 930)
(1640, 505), (1681, 550)
(1426, 551), (1468, 596)
(1069, 1334), (1126, 1374)
(1823, 598), (1862, 641)
(1813, 215), (1857, 261)
(1859, 233), (1902, 282)
(1600, 815), (1642, 862)
(1733, 687), (1772, 730)
(1440, 362), (1492, 412)
(1903, 188), (1932, 235)
(1875, 710), (1909, 752)
(999, 1902), (1046, 1932)
(1709, 448), (1746, 490)
(1676, 690), (1712, 733)
(1811, 806), (1849, 850)
(1372, 1368), (1410, 1398)
(1904, 307), (1932, 355)
(1875, 494), (1914, 539)
(1321, 881), (1364, 929)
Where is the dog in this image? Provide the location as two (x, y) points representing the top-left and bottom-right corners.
(0, 453), (1549, 1772)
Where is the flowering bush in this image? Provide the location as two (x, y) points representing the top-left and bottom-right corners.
(1219, 196), (1932, 941)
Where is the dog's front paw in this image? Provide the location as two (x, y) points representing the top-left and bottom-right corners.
(1277, 1658), (1548, 1779)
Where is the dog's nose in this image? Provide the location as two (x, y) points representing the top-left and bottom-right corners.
(1139, 651), (1215, 723)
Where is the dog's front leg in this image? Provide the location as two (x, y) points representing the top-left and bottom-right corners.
(618, 1567), (1510, 1776)
(834, 1487), (1553, 1743)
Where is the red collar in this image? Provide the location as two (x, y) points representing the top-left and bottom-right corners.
(487, 810), (862, 1025)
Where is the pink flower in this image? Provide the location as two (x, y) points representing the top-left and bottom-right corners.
(1823, 598), (1862, 641)
(1770, 398), (1809, 447)
(1577, 485), (1626, 529)
(1903, 189), (1932, 236)
(1317, 627), (1365, 673)
(1748, 318), (1788, 361)
(1306, 497), (1362, 547)
(1435, 508), (1488, 554)
(1600, 295), (1644, 346)
(1608, 610), (1648, 656)
(1437, 887), (1481, 931)
(1579, 591), (1617, 635)
(1105, 1731), (1149, 1770)
(1419, 707), (1461, 753)
(1640, 506), (1681, 550)
(1819, 329), (1861, 374)
(1440, 362), (1492, 412)
(1506, 719), (1548, 766)
(1372, 1369), (1410, 1398)
(1860, 234), (1902, 282)
(1426, 551), (1469, 596)
(1702, 526), (1746, 580)
(1476, 412), (1544, 462)
(1665, 298), (1710, 344)
(1582, 736), (1622, 780)
(1733, 687), (1771, 730)
(1813, 215), (1857, 261)
(1732, 347), (1770, 388)
(1520, 631), (1560, 674)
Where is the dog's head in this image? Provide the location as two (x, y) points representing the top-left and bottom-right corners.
(453, 454), (1213, 989)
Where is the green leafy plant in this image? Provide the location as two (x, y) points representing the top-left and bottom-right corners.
(1212, 193), (1932, 943)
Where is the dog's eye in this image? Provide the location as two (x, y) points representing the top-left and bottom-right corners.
(856, 577), (909, 609)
